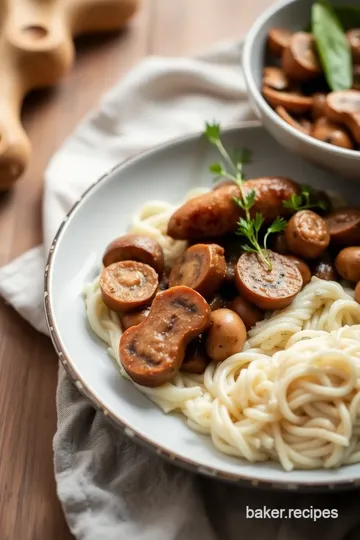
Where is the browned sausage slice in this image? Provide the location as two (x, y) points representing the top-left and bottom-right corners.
(181, 336), (210, 374)
(286, 255), (312, 286)
(167, 178), (300, 240)
(119, 306), (151, 330)
(119, 286), (211, 387)
(285, 210), (330, 259)
(169, 244), (226, 298)
(235, 251), (302, 310)
(229, 296), (264, 330)
(325, 208), (360, 245)
(100, 261), (158, 312)
(103, 234), (164, 275)
(311, 254), (337, 282)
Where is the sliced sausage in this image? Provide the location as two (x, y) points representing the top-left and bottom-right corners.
(235, 251), (303, 310)
(167, 178), (300, 240)
(181, 336), (210, 374)
(275, 105), (312, 134)
(229, 296), (264, 330)
(205, 309), (247, 363)
(119, 286), (211, 387)
(355, 281), (360, 303)
(120, 306), (151, 330)
(100, 261), (158, 312)
(285, 210), (330, 259)
(325, 208), (360, 245)
(103, 234), (164, 276)
(335, 247), (360, 282)
(286, 255), (311, 286)
(169, 243), (226, 298)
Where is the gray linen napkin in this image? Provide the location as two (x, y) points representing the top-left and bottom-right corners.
(1, 40), (360, 540)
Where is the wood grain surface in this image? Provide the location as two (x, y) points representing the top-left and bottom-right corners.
(0, 1), (273, 539)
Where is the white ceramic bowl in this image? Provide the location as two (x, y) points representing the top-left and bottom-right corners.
(243, 0), (360, 179)
(45, 123), (360, 490)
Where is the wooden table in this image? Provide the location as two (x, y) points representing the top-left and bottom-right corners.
(0, 1), (273, 538)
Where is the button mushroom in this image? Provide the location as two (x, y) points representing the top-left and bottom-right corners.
(263, 67), (290, 91)
(311, 117), (354, 149)
(347, 29), (360, 63)
(325, 90), (360, 145)
(263, 86), (313, 114)
(267, 27), (292, 57)
(275, 105), (312, 134)
(282, 32), (322, 82)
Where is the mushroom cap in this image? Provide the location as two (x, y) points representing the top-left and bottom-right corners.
(267, 27), (292, 57)
(325, 91), (360, 145)
(263, 66), (290, 91)
(282, 32), (322, 82)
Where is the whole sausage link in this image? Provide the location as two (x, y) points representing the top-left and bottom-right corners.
(119, 286), (211, 387)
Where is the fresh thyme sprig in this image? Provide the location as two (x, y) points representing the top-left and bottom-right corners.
(205, 122), (254, 222)
(236, 215), (287, 268)
(283, 185), (328, 212)
(204, 122), (287, 270)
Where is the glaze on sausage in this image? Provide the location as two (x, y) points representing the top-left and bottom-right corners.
(326, 208), (360, 246)
(169, 243), (226, 298)
(235, 251), (303, 310)
(119, 286), (211, 387)
(100, 261), (158, 312)
(167, 178), (300, 240)
(103, 234), (164, 276)
(285, 210), (330, 259)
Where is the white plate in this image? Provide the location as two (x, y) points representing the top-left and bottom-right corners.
(45, 123), (360, 491)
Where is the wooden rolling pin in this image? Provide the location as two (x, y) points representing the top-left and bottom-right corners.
(0, 0), (139, 190)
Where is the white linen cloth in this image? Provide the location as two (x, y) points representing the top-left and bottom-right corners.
(0, 40), (360, 540)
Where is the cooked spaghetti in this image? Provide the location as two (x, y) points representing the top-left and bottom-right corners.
(85, 192), (360, 471)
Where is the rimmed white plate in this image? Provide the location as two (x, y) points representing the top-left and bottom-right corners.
(45, 123), (360, 491)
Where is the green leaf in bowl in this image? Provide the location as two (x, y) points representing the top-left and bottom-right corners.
(312, 0), (353, 91)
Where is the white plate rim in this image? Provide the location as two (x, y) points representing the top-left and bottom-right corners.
(44, 122), (360, 491)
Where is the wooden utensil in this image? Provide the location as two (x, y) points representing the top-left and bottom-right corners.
(0, 0), (139, 190)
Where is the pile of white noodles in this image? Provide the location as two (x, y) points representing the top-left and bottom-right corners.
(84, 190), (360, 471)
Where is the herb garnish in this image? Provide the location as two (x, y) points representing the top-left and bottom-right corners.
(312, 0), (353, 91)
(205, 122), (287, 270)
(283, 184), (328, 212)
